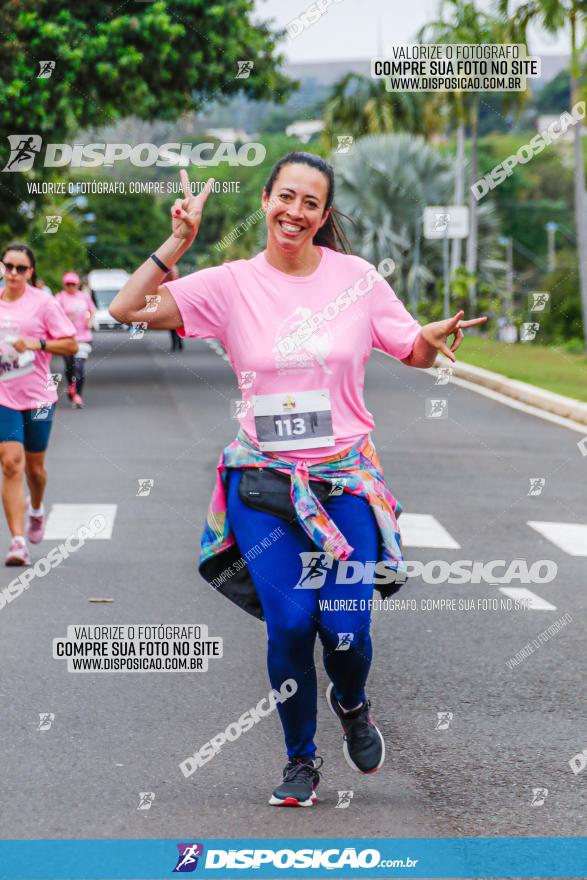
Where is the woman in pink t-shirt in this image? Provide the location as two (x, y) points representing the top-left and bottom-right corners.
(0, 243), (77, 566)
(55, 272), (96, 409)
(110, 154), (486, 806)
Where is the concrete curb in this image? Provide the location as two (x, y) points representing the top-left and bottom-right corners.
(436, 356), (587, 427)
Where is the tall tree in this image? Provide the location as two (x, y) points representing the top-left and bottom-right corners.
(321, 72), (443, 148)
(419, 0), (526, 305)
(500, 0), (587, 350)
(330, 133), (501, 313)
(0, 0), (295, 238)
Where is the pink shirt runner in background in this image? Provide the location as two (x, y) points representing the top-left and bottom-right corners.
(0, 284), (76, 410)
(165, 246), (422, 462)
(54, 289), (95, 343)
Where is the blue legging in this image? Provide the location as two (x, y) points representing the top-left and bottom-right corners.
(226, 468), (380, 759)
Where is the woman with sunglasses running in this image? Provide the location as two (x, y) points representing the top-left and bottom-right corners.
(55, 271), (96, 408)
(110, 154), (486, 806)
(0, 244), (77, 565)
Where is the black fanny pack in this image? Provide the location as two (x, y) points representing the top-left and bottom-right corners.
(237, 467), (333, 523)
(235, 467), (407, 597)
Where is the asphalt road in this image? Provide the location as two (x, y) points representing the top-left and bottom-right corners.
(1, 330), (585, 842)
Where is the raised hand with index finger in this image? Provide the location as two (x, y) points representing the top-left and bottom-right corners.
(420, 309), (488, 363)
(171, 169), (215, 244)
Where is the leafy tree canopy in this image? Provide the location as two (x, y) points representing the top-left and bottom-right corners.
(0, 0), (295, 240)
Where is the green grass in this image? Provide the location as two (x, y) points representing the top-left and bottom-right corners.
(457, 337), (587, 402)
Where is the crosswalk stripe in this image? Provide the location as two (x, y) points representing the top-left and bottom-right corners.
(499, 587), (557, 611)
(400, 513), (461, 549)
(527, 521), (587, 557)
(44, 504), (117, 540)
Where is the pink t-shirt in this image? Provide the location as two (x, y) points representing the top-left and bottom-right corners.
(0, 284), (76, 410)
(54, 290), (94, 342)
(165, 247), (422, 461)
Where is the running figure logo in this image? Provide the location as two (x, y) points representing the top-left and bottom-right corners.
(173, 843), (204, 873)
(335, 790), (354, 808)
(435, 365), (453, 386)
(528, 478), (546, 496)
(521, 322), (539, 342)
(32, 401), (52, 421)
(294, 552), (334, 589)
(37, 60), (56, 79)
(433, 213), (450, 233)
(426, 398), (448, 419)
(38, 713), (55, 731)
(236, 61), (254, 79)
(145, 294), (161, 313)
(130, 322), (147, 339)
(529, 292), (550, 312)
(231, 399), (252, 418)
(328, 477), (347, 496)
(238, 370), (256, 390)
(45, 373), (62, 392)
(137, 792), (155, 810)
(531, 787), (548, 806)
(137, 479), (154, 497)
(2, 134), (42, 172)
(44, 216), (62, 234)
(335, 135), (354, 154)
(336, 633), (354, 651)
(435, 711), (453, 730)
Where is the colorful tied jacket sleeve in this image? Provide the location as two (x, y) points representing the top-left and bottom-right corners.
(198, 429), (409, 621)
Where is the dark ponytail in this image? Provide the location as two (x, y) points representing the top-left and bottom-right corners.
(264, 151), (352, 253)
(1, 242), (37, 286)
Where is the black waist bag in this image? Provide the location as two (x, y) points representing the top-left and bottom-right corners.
(237, 467), (333, 523)
(236, 467), (407, 597)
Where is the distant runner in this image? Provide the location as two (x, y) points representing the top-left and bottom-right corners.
(0, 244), (77, 564)
(55, 272), (95, 409)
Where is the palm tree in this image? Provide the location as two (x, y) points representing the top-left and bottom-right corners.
(321, 73), (444, 149)
(418, 0), (526, 306)
(330, 133), (501, 312)
(500, 0), (587, 352)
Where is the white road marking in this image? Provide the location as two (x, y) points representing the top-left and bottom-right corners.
(527, 520), (587, 556)
(499, 587), (557, 611)
(44, 504), (117, 540)
(400, 513), (461, 549)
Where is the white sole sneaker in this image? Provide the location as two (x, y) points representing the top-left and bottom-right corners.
(268, 791), (317, 807)
(326, 682), (385, 773)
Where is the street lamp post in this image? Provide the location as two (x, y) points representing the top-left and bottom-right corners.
(499, 235), (514, 317)
(545, 222), (558, 273)
(443, 228), (450, 321)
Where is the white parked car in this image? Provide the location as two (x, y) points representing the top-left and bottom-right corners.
(88, 269), (130, 331)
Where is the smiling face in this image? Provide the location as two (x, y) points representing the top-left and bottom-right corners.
(262, 163), (331, 255)
(64, 282), (79, 295)
(1, 249), (34, 296)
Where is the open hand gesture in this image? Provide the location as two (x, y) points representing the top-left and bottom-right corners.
(421, 310), (487, 363)
(171, 170), (215, 243)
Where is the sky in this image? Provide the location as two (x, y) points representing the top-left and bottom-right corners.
(254, 0), (569, 63)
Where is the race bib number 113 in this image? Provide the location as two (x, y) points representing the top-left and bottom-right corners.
(253, 389), (334, 452)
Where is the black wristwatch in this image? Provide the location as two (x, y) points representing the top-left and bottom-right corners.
(39, 338), (47, 351)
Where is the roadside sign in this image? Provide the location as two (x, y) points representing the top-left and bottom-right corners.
(423, 206), (470, 239)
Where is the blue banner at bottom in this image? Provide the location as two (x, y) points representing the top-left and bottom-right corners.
(0, 838), (585, 879)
